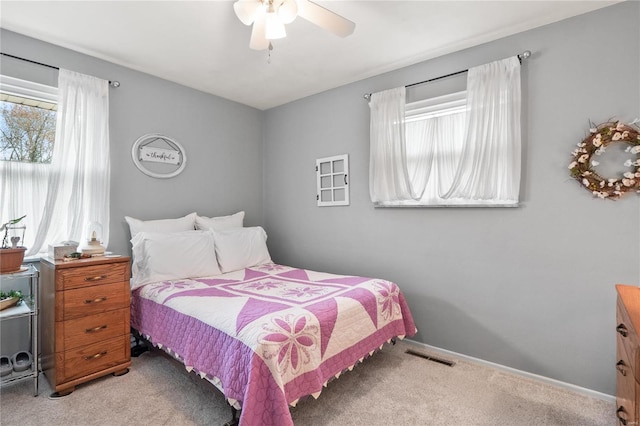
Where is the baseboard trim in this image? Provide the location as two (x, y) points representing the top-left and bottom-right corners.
(404, 339), (616, 403)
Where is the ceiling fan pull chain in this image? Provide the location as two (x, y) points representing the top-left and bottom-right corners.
(267, 42), (273, 64)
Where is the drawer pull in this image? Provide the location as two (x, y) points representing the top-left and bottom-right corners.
(616, 406), (628, 425)
(616, 324), (628, 337)
(84, 297), (108, 304)
(84, 275), (108, 282)
(83, 351), (108, 361)
(85, 324), (108, 333)
(616, 360), (628, 376)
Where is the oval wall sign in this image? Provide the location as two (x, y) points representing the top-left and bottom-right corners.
(131, 133), (187, 179)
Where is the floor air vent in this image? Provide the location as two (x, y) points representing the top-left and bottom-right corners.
(405, 349), (455, 367)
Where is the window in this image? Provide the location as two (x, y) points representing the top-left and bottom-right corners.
(0, 75), (57, 252)
(403, 91), (469, 206)
(0, 75), (57, 162)
(369, 56), (522, 207)
(1, 69), (111, 257)
(379, 89), (514, 207)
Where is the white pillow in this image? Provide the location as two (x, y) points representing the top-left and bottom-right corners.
(213, 226), (271, 273)
(195, 211), (244, 231)
(125, 212), (197, 238)
(130, 230), (221, 290)
(129, 230), (191, 279)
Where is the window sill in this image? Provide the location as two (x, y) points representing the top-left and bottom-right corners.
(373, 202), (520, 208)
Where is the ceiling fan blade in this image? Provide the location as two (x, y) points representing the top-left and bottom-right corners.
(234, 0), (261, 26)
(297, 0), (355, 37)
(250, 10), (269, 50)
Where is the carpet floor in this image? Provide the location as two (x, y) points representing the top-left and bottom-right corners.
(0, 341), (615, 425)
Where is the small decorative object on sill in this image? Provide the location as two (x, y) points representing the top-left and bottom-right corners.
(80, 222), (105, 256)
(569, 120), (640, 200)
(0, 215), (27, 273)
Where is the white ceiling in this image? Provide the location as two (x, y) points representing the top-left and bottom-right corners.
(0, 1), (620, 110)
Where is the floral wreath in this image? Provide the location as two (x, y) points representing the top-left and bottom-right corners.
(569, 120), (640, 200)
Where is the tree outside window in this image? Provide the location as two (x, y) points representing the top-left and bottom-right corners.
(0, 101), (56, 163)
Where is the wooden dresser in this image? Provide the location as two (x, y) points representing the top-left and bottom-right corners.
(40, 256), (131, 396)
(616, 284), (640, 425)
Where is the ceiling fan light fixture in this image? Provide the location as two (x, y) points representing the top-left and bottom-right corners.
(235, 0), (356, 51)
(249, 9), (270, 50)
(265, 10), (286, 40)
(233, 0), (261, 26)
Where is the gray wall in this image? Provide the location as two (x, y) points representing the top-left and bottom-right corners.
(263, 2), (640, 396)
(0, 29), (265, 256)
(1, 2), (638, 397)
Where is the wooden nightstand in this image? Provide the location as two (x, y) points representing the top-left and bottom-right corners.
(40, 256), (131, 396)
(615, 284), (640, 425)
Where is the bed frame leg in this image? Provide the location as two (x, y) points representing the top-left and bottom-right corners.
(223, 406), (239, 426)
(130, 328), (150, 357)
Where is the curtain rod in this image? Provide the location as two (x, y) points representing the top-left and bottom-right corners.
(0, 52), (121, 88)
(363, 50), (531, 101)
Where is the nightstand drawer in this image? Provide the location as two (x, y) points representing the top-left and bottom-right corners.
(617, 298), (640, 379)
(616, 285), (640, 425)
(57, 281), (129, 320)
(57, 336), (128, 383)
(617, 340), (636, 419)
(60, 308), (129, 350)
(56, 262), (128, 291)
(617, 332), (640, 383)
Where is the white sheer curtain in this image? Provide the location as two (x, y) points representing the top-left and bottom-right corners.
(29, 69), (110, 255)
(369, 56), (521, 206)
(443, 57), (521, 203)
(0, 162), (49, 249)
(369, 87), (418, 203)
(406, 112), (467, 204)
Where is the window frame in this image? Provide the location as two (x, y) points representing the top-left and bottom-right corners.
(0, 75), (57, 107)
(405, 90), (466, 123)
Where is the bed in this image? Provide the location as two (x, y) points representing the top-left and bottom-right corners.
(126, 213), (416, 425)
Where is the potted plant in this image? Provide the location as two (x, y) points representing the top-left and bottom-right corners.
(0, 215), (27, 273)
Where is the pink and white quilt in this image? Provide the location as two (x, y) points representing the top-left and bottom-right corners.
(130, 263), (416, 425)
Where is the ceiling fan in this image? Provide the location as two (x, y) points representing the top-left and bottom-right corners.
(233, 0), (356, 50)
